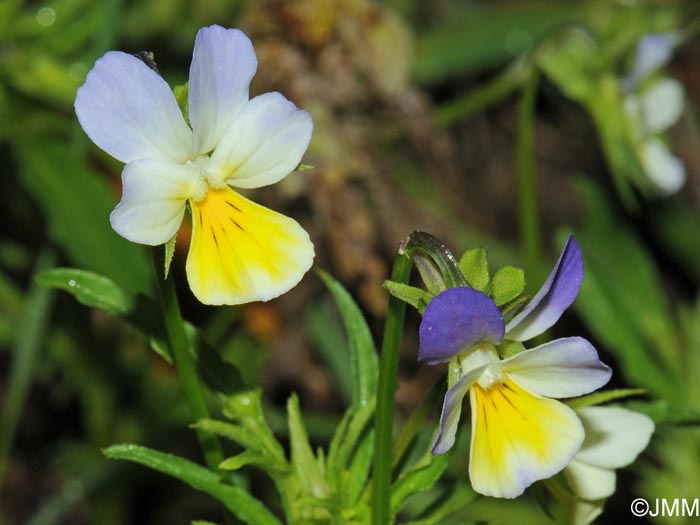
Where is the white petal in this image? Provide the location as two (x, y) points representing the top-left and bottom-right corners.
(188, 25), (257, 155)
(564, 458), (617, 501)
(575, 407), (654, 469)
(641, 138), (686, 195)
(500, 337), (611, 398)
(110, 159), (202, 245)
(640, 78), (684, 133)
(209, 92), (313, 189)
(75, 51), (193, 164)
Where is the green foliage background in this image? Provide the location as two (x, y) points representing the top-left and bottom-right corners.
(2, 0), (700, 523)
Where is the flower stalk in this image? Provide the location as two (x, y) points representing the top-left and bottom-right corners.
(371, 250), (412, 525)
(150, 247), (224, 472)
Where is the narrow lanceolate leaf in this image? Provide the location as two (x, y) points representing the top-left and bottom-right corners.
(319, 271), (378, 409)
(35, 268), (133, 316)
(104, 444), (281, 525)
(566, 388), (647, 410)
(390, 453), (449, 514)
(288, 394), (329, 498)
(383, 281), (433, 314)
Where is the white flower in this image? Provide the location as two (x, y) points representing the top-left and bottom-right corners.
(75, 25), (314, 305)
(624, 33), (686, 196)
(564, 406), (655, 523)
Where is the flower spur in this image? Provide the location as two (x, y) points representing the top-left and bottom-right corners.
(75, 25), (314, 305)
(420, 235), (612, 498)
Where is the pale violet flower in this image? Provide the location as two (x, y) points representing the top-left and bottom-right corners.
(564, 406), (654, 522)
(624, 33), (686, 196)
(420, 235), (612, 498)
(75, 26), (314, 305)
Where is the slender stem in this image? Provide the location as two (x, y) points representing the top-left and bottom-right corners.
(371, 253), (412, 525)
(516, 68), (541, 279)
(435, 58), (531, 127)
(150, 248), (224, 471)
(0, 248), (56, 496)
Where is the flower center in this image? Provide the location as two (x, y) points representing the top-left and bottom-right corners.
(458, 344), (505, 390)
(188, 156), (229, 202)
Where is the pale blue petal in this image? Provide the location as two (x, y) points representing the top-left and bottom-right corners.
(188, 25), (257, 155)
(431, 365), (486, 455)
(110, 159), (201, 245)
(500, 337), (611, 398)
(505, 234), (582, 341)
(75, 51), (193, 164)
(209, 92), (313, 189)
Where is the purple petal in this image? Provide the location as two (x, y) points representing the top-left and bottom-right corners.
(419, 287), (504, 365)
(505, 234), (583, 342)
(431, 365), (486, 455)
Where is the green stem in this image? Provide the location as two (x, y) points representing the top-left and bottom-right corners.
(0, 248), (56, 496)
(516, 68), (541, 279)
(435, 58), (531, 127)
(150, 248), (224, 472)
(371, 252), (412, 525)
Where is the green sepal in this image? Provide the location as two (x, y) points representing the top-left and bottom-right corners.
(173, 82), (189, 125)
(294, 163), (314, 171)
(192, 521), (220, 525)
(499, 340), (526, 359)
(501, 293), (531, 322)
(566, 388), (648, 410)
(383, 280), (433, 314)
(459, 247), (490, 291)
(164, 235), (176, 279)
(489, 265), (525, 306)
(35, 268), (133, 316)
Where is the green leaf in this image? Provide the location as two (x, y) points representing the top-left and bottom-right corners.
(194, 418), (286, 475)
(536, 28), (607, 104)
(294, 163), (314, 171)
(489, 265), (525, 306)
(620, 399), (700, 426)
(383, 281), (433, 314)
(459, 248), (490, 291)
(104, 444), (282, 525)
(164, 235), (176, 279)
(344, 430), (374, 507)
(390, 453), (449, 514)
(35, 268), (133, 316)
(566, 388), (648, 410)
(413, 3), (576, 83)
(288, 394), (328, 498)
(16, 138), (150, 294)
(192, 521), (221, 525)
(219, 450), (265, 471)
(318, 271), (378, 409)
(568, 180), (680, 401)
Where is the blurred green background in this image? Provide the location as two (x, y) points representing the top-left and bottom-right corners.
(2, 0), (700, 523)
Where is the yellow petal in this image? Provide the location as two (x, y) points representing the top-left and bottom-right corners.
(469, 379), (584, 498)
(186, 186), (314, 305)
